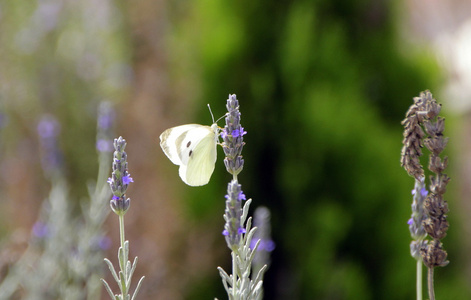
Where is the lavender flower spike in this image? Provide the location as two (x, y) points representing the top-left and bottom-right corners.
(222, 94), (246, 177)
(221, 94), (248, 248)
(108, 137), (132, 215)
(251, 206), (275, 274)
(96, 101), (115, 153)
(218, 95), (266, 300)
(222, 180), (246, 248)
(102, 136), (144, 299)
(409, 177), (428, 260)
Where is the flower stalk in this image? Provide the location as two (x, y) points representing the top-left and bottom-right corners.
(401, 90), (450, 300)
(102, 137), (144, 300)
(217, 94), (267, 300)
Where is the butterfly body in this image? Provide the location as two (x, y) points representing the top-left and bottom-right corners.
(160, 123), (219, 186)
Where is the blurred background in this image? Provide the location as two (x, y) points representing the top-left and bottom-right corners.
(0, 0), (471, 299)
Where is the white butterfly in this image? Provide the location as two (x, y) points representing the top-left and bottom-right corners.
(160, 123), (219, 186)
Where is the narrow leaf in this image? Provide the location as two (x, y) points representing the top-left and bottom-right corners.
(101, 278), (116, 300)
(131, 276), (145, 300)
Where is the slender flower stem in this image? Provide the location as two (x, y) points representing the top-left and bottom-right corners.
(417, 259), (423, 300)
(119, 214), (125, 251)
(428, 267), (435, 300)
(232, 252), (237, 298)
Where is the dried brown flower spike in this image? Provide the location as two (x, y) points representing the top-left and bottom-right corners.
(420, 92), (450, 269)
(401, 90), (450, 300)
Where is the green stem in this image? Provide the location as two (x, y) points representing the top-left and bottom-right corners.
(416, 259), (423, 300)
(119, 214), (125, 250)
(232, 250), (237, 299)
(428, 267), (435, 300)
(119, 214), (127, 297)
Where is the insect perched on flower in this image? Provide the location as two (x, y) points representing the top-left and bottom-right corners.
(160, 105), (226, 186)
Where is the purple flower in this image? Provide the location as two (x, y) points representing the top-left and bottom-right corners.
(97, 235), (112, 250)
(37, 115), (60, 139)
(222, 94), (245, 176)
(238, 228), (246, 234)
(32, 221), (50, 238)
(408, 177), (428, 260)
(96, 139), (113, 152)
(250, 206), (275, 271)
(223, 180), (246, 248)
(250, 238), (276, 252)
(232, 127), (247, 138)
(123, 175), (134, 185)
(37, 115), (63, 176)
(420, 188), (428, 197)
(98, 103), (115, 130)
(96, 102), (115, 153)
(108, 137), (132, 215)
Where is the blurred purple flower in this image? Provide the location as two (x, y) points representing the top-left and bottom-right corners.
(96, 138), (113, 152)
(250, 206), (275, 270)
(37, 114), (63, 175)
(37, 115), (60, 139)
(250, 238), (276, 252)
(98, 101), (115, 130)
(97, 235), (112, 250)
(96, 101), (115, 152)
(32, 221), (50, 238)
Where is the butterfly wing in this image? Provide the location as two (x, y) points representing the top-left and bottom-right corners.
(160, 124), (202, 165)
(182, 128), (218, 186)
(160, 124), (218, 186)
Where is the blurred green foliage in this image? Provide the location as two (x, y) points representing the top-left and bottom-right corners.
(169, 0), (470, 299)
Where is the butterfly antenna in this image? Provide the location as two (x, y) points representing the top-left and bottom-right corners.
(207, 104), (216, 123)
(216, 113), (227, 123)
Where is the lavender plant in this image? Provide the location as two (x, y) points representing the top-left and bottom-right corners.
(0, 105), (115, 299)
(217, 94), (267, 300)
(102, 136), (144, 300)
(250, 206), (275, 294)
(401, 90), (450, 300)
